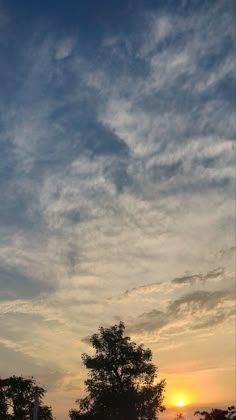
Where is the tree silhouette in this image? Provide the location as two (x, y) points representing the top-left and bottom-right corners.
(0, 380), (9, 419)
(174, 413), (186, 420)
(69, 321), (166, 420)
(227, 407), (236, 420)
(0, 376), (54, 419)
(195, 407), (236, 420)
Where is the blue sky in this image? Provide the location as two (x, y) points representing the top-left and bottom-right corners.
(0, 0), (235, 418)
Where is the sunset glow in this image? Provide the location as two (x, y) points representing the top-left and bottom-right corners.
(171, 393), (191, 408)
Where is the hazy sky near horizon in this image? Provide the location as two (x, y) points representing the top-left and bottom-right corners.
(0, 0), (235, 418)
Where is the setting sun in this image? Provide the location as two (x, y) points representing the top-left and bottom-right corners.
(171, 393), (191, 408)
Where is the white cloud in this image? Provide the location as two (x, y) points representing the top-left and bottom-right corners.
(55, 37), (75, 60)
(140, 15), (173, 56)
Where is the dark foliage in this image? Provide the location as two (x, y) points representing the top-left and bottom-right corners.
(0, 381), (8, 419)
(195, 407), (236, 420)
(0, 376), (54, 419)
(69, 321), (166, 420)
(174, 413), (186, 420)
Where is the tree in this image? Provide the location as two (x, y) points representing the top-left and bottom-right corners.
(174, 413), (186, 420)
(227, 407), (236, 420)
(0, 376), (54, 419)
(195, 407), (236, 420)
(69, 322), (166, 420)
(0, 380), (9, 419)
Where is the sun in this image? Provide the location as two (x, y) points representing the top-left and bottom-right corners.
(167, 385), (196, 409)
(177, 401), (185, 407)
(171, 393), (190, 408)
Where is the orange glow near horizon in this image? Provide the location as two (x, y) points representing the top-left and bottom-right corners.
(169, 391), (192, 408)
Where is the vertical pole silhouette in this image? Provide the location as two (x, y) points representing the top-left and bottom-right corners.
(33, 392), (39, 420)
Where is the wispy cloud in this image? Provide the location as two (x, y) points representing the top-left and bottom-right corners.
(54, 37), (75, 60)
(127, 278), (234, 334)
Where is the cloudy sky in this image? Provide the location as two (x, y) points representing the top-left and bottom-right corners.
(0, 0), (235, 418)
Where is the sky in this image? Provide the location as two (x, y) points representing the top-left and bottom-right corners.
(0, 0), (235, 418)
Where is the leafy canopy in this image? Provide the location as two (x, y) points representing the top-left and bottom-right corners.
(0, 376), (54, 420)
(69, 321), (166, 420)
(195, 408), (236, 420)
